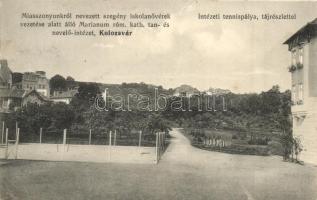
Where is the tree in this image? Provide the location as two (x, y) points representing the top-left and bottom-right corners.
(5, 102), (75, 142)
(75, 83), (101, 100)
(279, 131), (293, 161)
(260, 85), (282, 114)
(70, 83), (101, 123)
(293, 136), (303, 162)
(50, 74), (67, 94)
(50, 103), (75, 130)
(146, 114), (171, 134)
(66, 76), (75, 81)
(12, 72), (23, 84)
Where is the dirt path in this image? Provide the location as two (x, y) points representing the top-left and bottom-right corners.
(158, 128), (317, 200)
(161, 128), (274, 166)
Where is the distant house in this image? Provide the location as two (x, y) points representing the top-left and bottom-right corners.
(50, 89), (77, 104)
(0, 89), (50, 113)
(0, 88), (24, 113)
(284, 18), (317, 165)
(205, 88), (231, 96)
(0, 60), (12, 89)
(22, 90), (50, 106)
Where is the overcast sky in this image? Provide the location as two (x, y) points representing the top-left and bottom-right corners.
(1, 0), (317, 93)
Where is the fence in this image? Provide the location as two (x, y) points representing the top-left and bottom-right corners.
(0, 121), (169, 164)
(0, 125), (20, 159)
(155, 132), (167, 163)
(13, 127), (157, 147)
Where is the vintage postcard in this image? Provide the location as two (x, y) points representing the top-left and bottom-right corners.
(0, 0), (317, 199)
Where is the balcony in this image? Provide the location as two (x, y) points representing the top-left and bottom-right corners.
(297, 99), (304, 105)
(291, 99), (308, 114)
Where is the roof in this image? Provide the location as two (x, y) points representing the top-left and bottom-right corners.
(283, 18), (317, 48)
(50, 90), (77, 99)
(23, 90), (51, 102)
(206, 88), (231, 95)
(0, 88), (25, 98)
(0, 60), (12, 84)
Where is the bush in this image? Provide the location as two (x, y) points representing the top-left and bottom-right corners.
(267, 141), (283, 155)
(248, 137), (270, 145)
(232, 135), (238, 139)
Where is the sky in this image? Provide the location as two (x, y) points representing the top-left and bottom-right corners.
(1, 0), (317, 93)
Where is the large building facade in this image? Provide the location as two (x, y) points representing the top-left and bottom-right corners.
(284, 18), (317, 164)
(13, 71), (50, 97)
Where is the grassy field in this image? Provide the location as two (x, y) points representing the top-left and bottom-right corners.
(0, 129), (317, 200)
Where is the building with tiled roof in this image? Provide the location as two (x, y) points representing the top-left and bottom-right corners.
(13, 71), (50, 97)
(284, 18), (317, 165)
(50, 89), (77, 104)
(0, 88), (50, 113)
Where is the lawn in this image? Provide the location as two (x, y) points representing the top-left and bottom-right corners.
(1, 157), (317, 200)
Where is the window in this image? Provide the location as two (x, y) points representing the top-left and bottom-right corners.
(2, 99), (8, 108)
(299, 48), (304, 65)
(291, 50), (297, 66)
(292, 85), (297, 103)
(298, 83), (304, 102)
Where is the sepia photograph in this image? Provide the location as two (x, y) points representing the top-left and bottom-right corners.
(0, 0), (317, 199)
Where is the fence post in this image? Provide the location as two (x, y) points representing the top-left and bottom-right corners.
(138, 130), (142, 148)
(15, 128), (20, 159)
(160, 133), (163, 156)
(155, 132), (159, 164)
(5, 128), (8, 159)
(109, 131), (112, 160)
(40, 128), (42, 144)
(89, 129), (92, 145)
(15, 121), (18, 137)
(160, 133), (162, 157)
(163, 132), (165, 149)
(63, 129), (67, 152)
(158, 133), (161, 158)
(109, 131), (112, 146)
(114, 130), (117, 146)
(1, 121), (4, 144)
